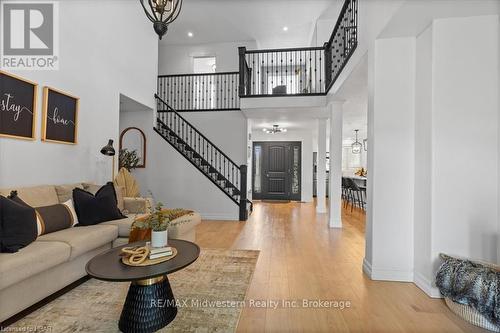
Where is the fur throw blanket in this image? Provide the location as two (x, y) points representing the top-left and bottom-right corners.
(436, 254), (500, 325)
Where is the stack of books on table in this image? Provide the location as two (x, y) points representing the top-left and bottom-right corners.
(149, 246), (173, 259)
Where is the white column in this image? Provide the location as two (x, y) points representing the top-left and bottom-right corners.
(329, 101), (344, 228)
(316, 118), (327, 213)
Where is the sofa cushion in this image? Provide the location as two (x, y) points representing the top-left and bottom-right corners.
(54, 183), (84, 203)
(37, 225), (118, 260)
(0, 185), (59, 207)
(0, 196), (37, 253)
(73, 184), (125, 226)
(101, 214), (148, 238)
(9, 192), (77, 236)
(0, 241), (71, 290)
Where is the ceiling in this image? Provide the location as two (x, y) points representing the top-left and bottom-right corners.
(160, 0), (333, 48)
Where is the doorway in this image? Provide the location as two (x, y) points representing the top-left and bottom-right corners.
(252, 141), (301, 201)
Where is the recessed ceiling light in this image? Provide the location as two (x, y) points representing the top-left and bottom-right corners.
(283, 26), (288, 32)
(188, 32), (193, 37)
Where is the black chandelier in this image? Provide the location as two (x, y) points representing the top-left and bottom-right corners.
(140, 0), (183, 40)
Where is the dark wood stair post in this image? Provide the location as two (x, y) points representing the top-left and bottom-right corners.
(239, 164), (248, 221)
(324, 41), (332, 90)
(238, 47), (247, 97)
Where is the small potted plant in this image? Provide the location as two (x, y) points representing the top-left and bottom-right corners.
(149, 203), (169, 247)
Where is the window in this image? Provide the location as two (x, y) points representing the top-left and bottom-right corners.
(192, 57), (216, 109)
(193, 56), (216, 74)
(253, 145), (262, 193)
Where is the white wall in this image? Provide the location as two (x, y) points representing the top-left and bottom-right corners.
(367, 37), (415, 281)
(413, 24), (434, 295)
(0, 0), (158, 187)
(431, 15), (499, 266)
(251, 129), (314, 203)
(158, 40), (257, 75)
(122, 110), (247, 220)
(118, 105), (154, 196)
(365, 13), (499, 297)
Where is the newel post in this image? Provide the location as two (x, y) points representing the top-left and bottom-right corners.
(324, 41), (332, 90)
(239, 164), (248, 221)
(238, 46), (247, 97)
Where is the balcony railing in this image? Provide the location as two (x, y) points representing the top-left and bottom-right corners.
(157, 72), (240, 112)
(238, 0), (357, 98)
(156, 0), (357, 107)
(324, 0), (358, 92)
(238, 46), (326, 97)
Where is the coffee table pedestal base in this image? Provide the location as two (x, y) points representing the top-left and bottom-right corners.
(119, 276), (177, 333)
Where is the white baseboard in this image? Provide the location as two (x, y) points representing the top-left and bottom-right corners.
(370, 268), (414, 282)
(414, 272), (442, 298)
(363, 259), (442, 298)
(364, 261), (413, 282)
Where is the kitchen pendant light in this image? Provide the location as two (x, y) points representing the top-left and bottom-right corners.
(351, 129), (362, 154)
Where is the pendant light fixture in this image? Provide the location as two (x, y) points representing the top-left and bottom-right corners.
(351, 129), (362, 154)
(140, 0), (183, 40)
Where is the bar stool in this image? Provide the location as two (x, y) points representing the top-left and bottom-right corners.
(345, 178), (365, 212)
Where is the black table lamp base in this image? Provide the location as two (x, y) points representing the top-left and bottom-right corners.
(118, 276), (177, 333)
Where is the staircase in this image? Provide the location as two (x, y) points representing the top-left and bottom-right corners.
(153, 94), (252, 221)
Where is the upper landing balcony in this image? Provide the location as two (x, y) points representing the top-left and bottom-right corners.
(157, 0), (357, 112)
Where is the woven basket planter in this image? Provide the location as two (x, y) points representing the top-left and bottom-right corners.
(445, 297), (499, 332)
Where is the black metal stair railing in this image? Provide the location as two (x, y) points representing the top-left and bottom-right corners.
(157, 72), (240, 112)
(154, 94), (252, 220)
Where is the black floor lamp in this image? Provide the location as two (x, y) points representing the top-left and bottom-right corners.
(100, 139), (116, 180)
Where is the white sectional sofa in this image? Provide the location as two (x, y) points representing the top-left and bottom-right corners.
(0, 184), (201, 322)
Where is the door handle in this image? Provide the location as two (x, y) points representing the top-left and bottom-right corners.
(266, 173), (270, 177)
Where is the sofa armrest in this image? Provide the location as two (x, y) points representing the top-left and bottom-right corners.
(123, 197), (153, 214)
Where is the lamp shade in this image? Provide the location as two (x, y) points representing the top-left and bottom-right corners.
(100, 139), (115, 156)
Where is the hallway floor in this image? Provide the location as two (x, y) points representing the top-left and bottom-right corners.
(195, 201), (486, 333)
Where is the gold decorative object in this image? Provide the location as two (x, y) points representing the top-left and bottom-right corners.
(355, 167), (367, 177)
(114, 167), (141, 197)
(120, 246), (178, 267)
(121, 246), (149, 265)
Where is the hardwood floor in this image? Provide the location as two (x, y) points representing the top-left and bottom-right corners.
(196, 201), (487, 333)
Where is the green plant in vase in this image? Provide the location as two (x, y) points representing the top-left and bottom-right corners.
(119, 149), (140, 171)
(136, 202), (191, 248)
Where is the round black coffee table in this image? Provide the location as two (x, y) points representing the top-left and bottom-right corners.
(86, 239), (200, 333)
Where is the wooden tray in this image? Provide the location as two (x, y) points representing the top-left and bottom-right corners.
(121, 247), (178, 267)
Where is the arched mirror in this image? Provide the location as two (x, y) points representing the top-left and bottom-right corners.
(119, 127), (146, 169)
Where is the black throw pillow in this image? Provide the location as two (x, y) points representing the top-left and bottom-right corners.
(72, 182), (125, 226)
(0, 195), (37, 253)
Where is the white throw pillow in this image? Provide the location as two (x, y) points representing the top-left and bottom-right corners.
(62, 199), (79, 226)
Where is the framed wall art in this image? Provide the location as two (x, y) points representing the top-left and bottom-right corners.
(42, 86), (79, 144)
(0, 70), (38, 140)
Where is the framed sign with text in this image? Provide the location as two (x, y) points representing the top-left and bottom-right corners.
(42, 87), (79, 144)
(0, 70), (38, 140)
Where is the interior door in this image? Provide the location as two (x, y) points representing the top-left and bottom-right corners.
(252, 141), (301, 201)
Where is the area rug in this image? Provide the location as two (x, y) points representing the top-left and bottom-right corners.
(8, 249), (259, 333)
